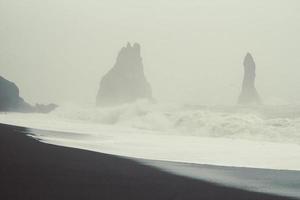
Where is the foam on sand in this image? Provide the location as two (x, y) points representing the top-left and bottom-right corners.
(0, 101), (300, 170)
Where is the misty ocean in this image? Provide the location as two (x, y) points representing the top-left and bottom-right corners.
(1, 100), (300, 171)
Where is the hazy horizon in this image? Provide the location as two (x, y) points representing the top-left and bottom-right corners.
(1, 0), (300, 105)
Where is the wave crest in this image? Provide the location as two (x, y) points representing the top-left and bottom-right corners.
(50, 101), (300, 144)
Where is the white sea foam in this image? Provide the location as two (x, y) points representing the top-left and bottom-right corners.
(1, 101), (300, 144)
(1, 101), (300, 170)
(43, 101), (300, 144)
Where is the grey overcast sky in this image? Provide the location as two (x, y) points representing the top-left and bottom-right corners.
(0, 0), (300, 105)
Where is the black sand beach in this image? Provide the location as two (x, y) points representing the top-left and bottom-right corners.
(0, 123), (298, 200)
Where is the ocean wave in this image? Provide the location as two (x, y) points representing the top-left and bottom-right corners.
(49, 101), (300, 144)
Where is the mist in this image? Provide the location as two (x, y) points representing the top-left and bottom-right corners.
(1, 0), (300, 105)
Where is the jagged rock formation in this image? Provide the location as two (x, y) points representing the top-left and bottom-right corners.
(96, 42), (152, 106)
(238, 53), (261, 105)
(0, 76), (57, 113)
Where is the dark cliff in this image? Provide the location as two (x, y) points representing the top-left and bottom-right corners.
(0, 76), (57, 113)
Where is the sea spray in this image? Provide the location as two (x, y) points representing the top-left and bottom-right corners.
(44, 100), (300, 144)
(0, 100), (299, 144)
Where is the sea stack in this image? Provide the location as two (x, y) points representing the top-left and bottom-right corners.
(238, 53), (261, 105)
(0, 76), (57, 113)
(96, 42), (152, 106)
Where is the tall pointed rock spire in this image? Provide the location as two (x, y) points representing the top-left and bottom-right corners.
(238, 53), (261, 105)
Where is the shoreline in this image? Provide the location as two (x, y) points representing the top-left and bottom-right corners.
(0, 123), (298, 200)
(1, 111), (300, 171)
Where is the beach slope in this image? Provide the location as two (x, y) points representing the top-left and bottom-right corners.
(0, 123), (296, 200)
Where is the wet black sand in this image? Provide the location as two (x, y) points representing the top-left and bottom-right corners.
(0, 123), (298, 200)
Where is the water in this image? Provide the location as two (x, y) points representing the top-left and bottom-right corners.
(1, 100), (300, 170)
(44, 101), (300, 144)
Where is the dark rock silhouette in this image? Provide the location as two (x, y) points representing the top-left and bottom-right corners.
(0, 76), (32, 112)
(0, 76), (57, 113)
(96, 42), (152, 106)
(238, 53), (261, 105)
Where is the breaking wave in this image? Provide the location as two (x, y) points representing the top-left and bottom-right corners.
(49, 100), (300, 144)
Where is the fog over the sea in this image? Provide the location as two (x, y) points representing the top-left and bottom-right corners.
(1, 0), (300, 105)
